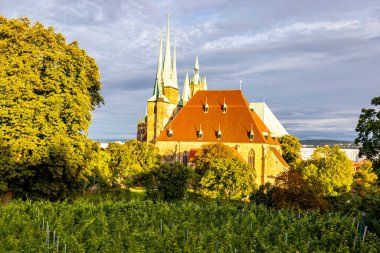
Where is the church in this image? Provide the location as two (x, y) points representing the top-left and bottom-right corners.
(137, 17), (288, 185)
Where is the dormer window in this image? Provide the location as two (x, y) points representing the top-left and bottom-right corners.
(167, 124), (173, 138)
(217, 124), (222, 140)
(198, 124), (203, 139)
(249, 124), (254, 141)
(204, 98), (209, 113)
(249, 103), (255, 112)
(222, 98), (227, 113)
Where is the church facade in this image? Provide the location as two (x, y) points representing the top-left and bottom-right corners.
(137, 17), (288, 185)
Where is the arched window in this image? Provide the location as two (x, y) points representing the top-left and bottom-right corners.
(248, 148), (255, 169)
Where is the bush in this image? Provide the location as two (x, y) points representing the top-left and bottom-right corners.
(144, 163), (194, 201)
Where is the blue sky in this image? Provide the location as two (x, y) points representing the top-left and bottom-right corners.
(1, 0), (379, 140)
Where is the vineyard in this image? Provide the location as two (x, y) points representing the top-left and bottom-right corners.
(0, 199), (379, 252)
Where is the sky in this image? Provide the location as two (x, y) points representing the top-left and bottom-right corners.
(1, 0), (379, 141)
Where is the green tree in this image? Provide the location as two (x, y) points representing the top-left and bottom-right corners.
(352, 161), (378, 196)
(192, 143), (234, 176)
(273, 168), (329, 210)
(107, 140), (160, 188)
(144, 162), (193, 201)
(0, 17), (103, 200)
(355, 96), (380, 175)
(278, 135), (302, 166)
(193, 143), (255, 199)
(301, 145), (354, 197)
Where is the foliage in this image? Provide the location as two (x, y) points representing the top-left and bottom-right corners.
(192, 143), (255, 199)
(0, 199), (379, 252)
(301, 145), (354, 197)
(355, 96), (380, 175)
(106, 140), (160, 189)
(278, 135), (302, 166)
(0, 17), (103, 200)
(250, 182), (275, 207)
(144, 162), (194, 201)
(352, 161), (378, 196)
(192, 143), (234, 176)
(199, 157), (255, 199)
(273, 168), (329, 210)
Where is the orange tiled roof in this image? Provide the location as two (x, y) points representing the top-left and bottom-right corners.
(156, 90), (278, 144)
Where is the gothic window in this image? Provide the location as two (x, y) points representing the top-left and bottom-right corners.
(248, 148), (255, 169)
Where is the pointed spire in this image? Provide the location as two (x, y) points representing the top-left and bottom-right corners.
(163, 14), (172, 87)
(149, 30), (164, 101)
(202, 76), (208, 90)
(192, 55), (200, 85)
(194, 55), (199, 71)
(181, 69), (191, 102)
(171, 33), (178, 88)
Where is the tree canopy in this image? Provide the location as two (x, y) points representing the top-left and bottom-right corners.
(0, 17), (103, 200)
(355, 96), (380, 174)
(301, 145), (354, 197)
(278, 135), (302, 167)
(107, 140), (160, 188)
(193, 143), (256, 199)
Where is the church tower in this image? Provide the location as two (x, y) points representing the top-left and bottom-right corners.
(189, 56), (208, 96)
(138, 16), (179, 143)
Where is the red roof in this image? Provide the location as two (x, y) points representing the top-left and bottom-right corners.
(156, 90), (278, 144)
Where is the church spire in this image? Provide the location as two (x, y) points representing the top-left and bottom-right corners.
(171, 33), (178, 88)
(162, 14), (172, 87)
(192, 55), (200, 85)
(149, 30), (163, 101)
(181, 69), (191, 104)
(202, 76), (208, 90)
(194, 54), (199, 71)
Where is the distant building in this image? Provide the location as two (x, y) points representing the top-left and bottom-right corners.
(136, 17), (289, 185)
(300, 147), (363, 162)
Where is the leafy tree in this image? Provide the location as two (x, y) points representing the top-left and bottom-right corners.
(352, 161), (378, 196)
(278, 135), (302, 166)
(107, 140), (160, 188)
(273, 168), (329, 210)
(301, 145), (354, 197)
(192, 143), (234, 176)
(250, 182), (276, 207)
(193, 143), (256, 199)
(0, 17), (103, 200)
(355, 96), (380, 175)
(144, 162), (193, 201)
(199, 157), (255, 199)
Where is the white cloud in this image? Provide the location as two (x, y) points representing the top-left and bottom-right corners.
(202, 19), (380, 51)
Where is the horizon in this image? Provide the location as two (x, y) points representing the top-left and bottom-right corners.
(1, 1), (379, 141)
